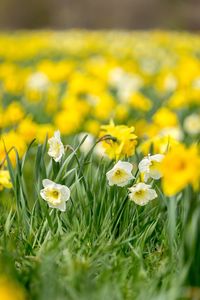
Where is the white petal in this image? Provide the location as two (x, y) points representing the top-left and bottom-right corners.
(149, 169), (162, 180)
(54, 130), (61, 140)
(48, 137), (55, 146)
(128, 186), (136, 193)
(144, 172), (150, 182)
(138, 158), (150, 173)
(135, 182), (149, 190)
(115, 160), (133, 173)
(40, 188), (46, 200)
(108, 180), (114, 186)
(54, 152), (63, 162)
(48, 201), (66, 212)
(147, 189), (157, 200)
(61, 186), (71, 201)
(117, 175), (134, 187)
(42, 179), (54, 188)
(106, 169), (114, 182)
(150, 154), (164, 162)
(56, 202), (67, 212)
(134, 198), (149, 206)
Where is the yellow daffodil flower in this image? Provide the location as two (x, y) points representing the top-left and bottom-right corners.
(100, 121), (137, 160)
(161, 144), (200, 196)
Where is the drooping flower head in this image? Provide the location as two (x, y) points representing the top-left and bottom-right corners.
(139, 154), (164, 182)
(160, 143), (200, 196)
(128, 182), (157, 206)
(106, 160), (134, 187)
(40, 179), (70, 211)
(48, 130), (65, 162)
(100, 121), (137, 160)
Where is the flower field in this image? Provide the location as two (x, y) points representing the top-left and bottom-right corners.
(0, 31), (200, 299)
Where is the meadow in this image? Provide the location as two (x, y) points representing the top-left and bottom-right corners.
(0, 31), (200, 300)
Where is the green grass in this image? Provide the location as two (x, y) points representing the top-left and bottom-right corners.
(0, 137), (200, 300)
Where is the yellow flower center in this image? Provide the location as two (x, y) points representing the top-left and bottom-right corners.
(45, 188), (61, 203)
(115, 169), (122, 176)
(150, 160), (160, 171)
(112, 168), (128, 183)
(135, 190), (146, 198)
(175, 160), (186, 171)
(52, 190), (59, 198)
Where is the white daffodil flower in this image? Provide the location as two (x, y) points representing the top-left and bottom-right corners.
(78, 132), (107, 158)
(48, 130), (65, 162)
(106, 160), (134, 187)
(138, 154), (164, 182)
(78, 133), (94, 153)
(40, 179), (70, 211)
(27, 72), (49, 91)
(159, 126), (183, 141)
(129, 182), (157, 206)
(183, 114), (200, 135)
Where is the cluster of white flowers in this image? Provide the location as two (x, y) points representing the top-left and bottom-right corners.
(106, 153), (164, 206)
(40, 130), (165, 211)
(109, 67), (143, 103)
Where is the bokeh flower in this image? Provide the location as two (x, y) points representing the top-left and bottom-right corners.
(183, 113), (200, 135)
(161, 144), (200, 196)
(0, 276), (25, 300)
(0, 170), (12, 191)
